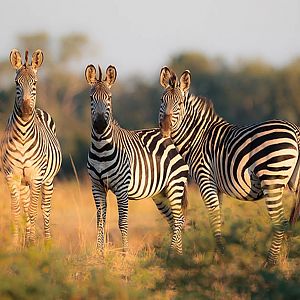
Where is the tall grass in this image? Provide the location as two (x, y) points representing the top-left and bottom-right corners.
(0, 174), (300, 299)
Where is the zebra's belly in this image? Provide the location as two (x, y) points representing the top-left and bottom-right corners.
(127, 188), (163, 200)
(3, 161), (45, 185)
(218, 168), (264, 201)
(224, 188), (264, 201)
(127, 175), (165, 200)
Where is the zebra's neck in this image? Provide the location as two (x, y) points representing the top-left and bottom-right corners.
(9, 103), (37, 137)
(171, 94), (228, 159)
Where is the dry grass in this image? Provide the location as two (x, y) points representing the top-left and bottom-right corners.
(0, 173), (300, 299)
(0, 172), (166, 253)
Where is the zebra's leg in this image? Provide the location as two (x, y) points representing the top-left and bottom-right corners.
(116, 191), (129, 254)
(199, 179), (224, 256)
(41, 180), (54, 242)
(165, 183), (186, 255)
(263, 187), (288, 267)
(7, 180), (22, 246)
(153, 195), (174, 231)
(20, 185), (30, 246)
(92, 184), (107, 256)
(27, 179), (43, 245)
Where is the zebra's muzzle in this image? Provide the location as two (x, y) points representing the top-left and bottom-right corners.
(21, 99), (34, 119)
(93, 112), (108, 133)
(160, 114), (172, 138)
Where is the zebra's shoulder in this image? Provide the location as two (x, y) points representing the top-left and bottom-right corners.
(36, 108), (57, 134)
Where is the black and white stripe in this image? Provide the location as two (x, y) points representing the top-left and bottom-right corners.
(158, 66), (300, 267)
(85, 64), (189, 255)
(1, 49), (62, 246)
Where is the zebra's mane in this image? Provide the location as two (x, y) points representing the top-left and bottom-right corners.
(187, 93), (219, 120)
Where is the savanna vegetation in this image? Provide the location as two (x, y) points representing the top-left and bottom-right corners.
(1, 32), (300, 299)
(0, 174), (300, 299)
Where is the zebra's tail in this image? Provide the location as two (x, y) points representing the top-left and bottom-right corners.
(289, 175), (300, 225)
(289, 189), (300, 225)
(289, 134), (300, 225)
(182, 183), (188, 218)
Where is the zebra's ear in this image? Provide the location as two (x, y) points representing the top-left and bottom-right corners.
(85, 64), (97, 85)
(31, 49), (44, 70)
(160, 66), (177, 88)
(179, 70), (191, 93)
(160, 66), (172, 88)
(10, 49), (22, 70)
(105, 65), (117, 88)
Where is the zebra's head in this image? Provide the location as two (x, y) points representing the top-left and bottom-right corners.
(85, 64), (117, 133)
(159, 66), (191, 138)
(10, 49), (43, 121)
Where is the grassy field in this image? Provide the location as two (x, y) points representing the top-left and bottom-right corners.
(0, 173), (300, 299)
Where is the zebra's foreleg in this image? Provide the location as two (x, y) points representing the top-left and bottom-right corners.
(263, 188), (289, 267)
(116, 192), (129, 254)
(7, 180), (21, 247)
(27, 180), (43, 245)
(41, 181), (54, 243)
(166, 184), (186, 255)
(20, 185), (30, 246)
(199, 180), (224, 256)
(92, 184), (107, 256)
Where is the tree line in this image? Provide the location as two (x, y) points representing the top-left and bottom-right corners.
(1, 32), (300, 177)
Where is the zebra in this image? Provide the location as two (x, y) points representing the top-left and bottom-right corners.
(0, 49), (62, 246)
(85, 64), (189, 256)
(158, 66), (300, 267)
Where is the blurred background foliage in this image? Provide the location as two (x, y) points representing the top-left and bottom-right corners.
(1, 32), (300, 177)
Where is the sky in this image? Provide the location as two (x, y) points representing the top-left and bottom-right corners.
(1, 0), (300, 79)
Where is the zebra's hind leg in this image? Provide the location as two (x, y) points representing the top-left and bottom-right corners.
(116, 191), (129, 255)
(153, 194), (174, 232)
(92, 184), (107, 257)
(263, 187), (289, 268)
(41, 181), (54, 244)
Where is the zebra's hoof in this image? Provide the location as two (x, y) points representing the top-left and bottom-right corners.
(167, 247), (182, 261)
(95, 245), (105, 259)
(122, 247), (129, 257)
(44, 238), (53, 249)
(262, 259), (277, 269)
(25, 238), (35, 248)
(212, 250), (224, 264)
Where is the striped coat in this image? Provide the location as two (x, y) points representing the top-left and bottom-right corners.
(1, 49), (62, 246)
(158, 66), (300, 267)
(86, 64), (188, 255)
